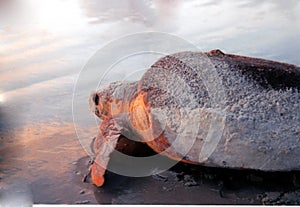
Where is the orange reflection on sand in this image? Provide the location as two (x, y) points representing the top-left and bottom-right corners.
(0, 121), (95, 182)
(0, 39), (66, 65)
(0, 33), (55, 56)
(0, 61), (55, 85)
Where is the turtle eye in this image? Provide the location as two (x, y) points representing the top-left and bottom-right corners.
(93, 93), (99, 105)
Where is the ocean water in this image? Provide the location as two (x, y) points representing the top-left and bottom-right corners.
(0, 0), (299, 125)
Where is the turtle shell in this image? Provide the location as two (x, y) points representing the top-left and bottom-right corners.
(135, 51), (300, 171)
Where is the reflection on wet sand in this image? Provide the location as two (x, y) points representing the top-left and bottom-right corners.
(0, 120), (97, 204)
(1, 39), (65, 65)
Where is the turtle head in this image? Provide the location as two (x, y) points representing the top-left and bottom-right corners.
(90, 92), (110, 119)
(89, 81), (137, 120)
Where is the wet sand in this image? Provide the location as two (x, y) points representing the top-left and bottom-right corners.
(2, 121), (300, 204)
(0, 121), (96, 204)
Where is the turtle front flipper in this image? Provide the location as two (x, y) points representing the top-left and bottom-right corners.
(90, 118), (122, 187)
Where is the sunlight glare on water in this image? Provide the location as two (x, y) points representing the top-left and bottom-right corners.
(0, 93), (4, 103)
(28, 0), (86, 34)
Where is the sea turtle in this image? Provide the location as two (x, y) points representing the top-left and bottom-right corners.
(87, 49), (300, 187)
